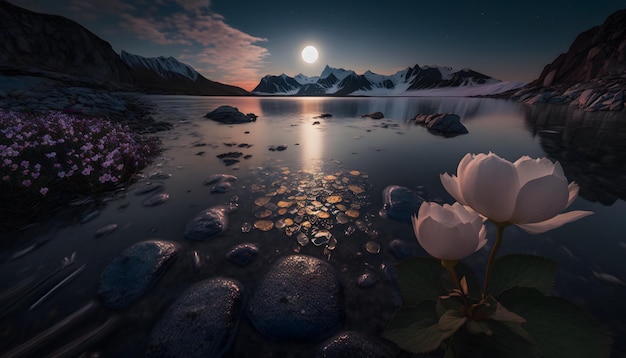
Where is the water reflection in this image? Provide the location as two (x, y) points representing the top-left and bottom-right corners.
(257, 96), (522, 120)
(524, 104), (626, 205)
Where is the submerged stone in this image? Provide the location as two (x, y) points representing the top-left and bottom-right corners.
(225, 243), (259, 266)
(389, 239), (419, 260)
(210, 181), (233, 193)
(184, 206), (229, 240)
(142, 193), (169, 206)
(379, 185), (424, 222)
(98, 240), (180, 310)
(204, 174), (238, 186)
(146, 278), (243, 358)
(247, 255), (343, 341)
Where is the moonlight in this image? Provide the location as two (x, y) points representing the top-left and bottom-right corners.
(301, 46), (318, 63)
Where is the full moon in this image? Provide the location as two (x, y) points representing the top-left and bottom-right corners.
(301, 46), (318, 63)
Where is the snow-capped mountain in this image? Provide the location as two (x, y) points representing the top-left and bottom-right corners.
(121, 51), (249, 96)
(121, 51), (199, 81)
(252, 64), (517, 96)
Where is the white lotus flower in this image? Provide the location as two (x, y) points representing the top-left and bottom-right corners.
(440, 152), (593, 234)
(412, 202), (487, 261)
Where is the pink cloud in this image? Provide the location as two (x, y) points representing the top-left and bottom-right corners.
(69, 0), (268, 88)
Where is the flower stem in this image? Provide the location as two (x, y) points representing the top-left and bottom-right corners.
(482, 223), (506, 300)
(442, 260), (469, 309)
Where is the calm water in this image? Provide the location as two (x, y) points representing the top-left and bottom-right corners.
(1, 96), (625, 356)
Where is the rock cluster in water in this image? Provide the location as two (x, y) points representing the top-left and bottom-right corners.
(204, 105), (257, 124)
(411, 113), (468, 136)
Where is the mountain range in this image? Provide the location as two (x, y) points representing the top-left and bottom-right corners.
(0, 0), (623, 108)
(252, 65), (501, 96)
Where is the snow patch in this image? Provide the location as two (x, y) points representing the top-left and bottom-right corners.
(121, 51), (198, 81)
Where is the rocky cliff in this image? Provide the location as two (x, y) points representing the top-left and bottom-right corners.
(0, 0), (133, 87)
(0, 1), (249, 95)
(503, 9), (626, 111)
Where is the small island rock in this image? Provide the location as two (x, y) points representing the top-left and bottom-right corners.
(205, 105), (257, 124)
(411, 113), (468, 136)
(361, 111), (384, 119)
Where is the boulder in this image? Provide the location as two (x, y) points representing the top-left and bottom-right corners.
(411, 113), (468, 136)
(98, 240), (180, 309)
(379, 185), (425, 222)
(225, 243), (259, 266)
(184, 206), (229, 240)
(205, 106), (256, 124)
(146, 278), (243, 358)
(361, 112), (384, 119)
(247, 255), (343, 341)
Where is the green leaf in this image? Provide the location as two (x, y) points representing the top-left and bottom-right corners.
(489, 254), (557, 296)
(438, 309), (467, 337)
(382, 301), (448, 354)
(498, 287), (612, 358)
(491, 301), (526, 324)
(466, 320), (494, 336)
(436, 296), (464, 318)
(394, 257), (446, 304)
(451, 320), (542, 358)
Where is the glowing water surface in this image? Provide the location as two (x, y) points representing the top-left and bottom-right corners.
(1, 96), (625, 356)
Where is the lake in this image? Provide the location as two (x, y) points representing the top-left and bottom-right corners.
(1, 95), (625, 357)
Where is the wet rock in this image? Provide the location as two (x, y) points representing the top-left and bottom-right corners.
(357, 272), (379, 288)
(204, 174), (237, 192)
(203, 174), (237, 186)
(221, 158), (239, 166)
(216, 151), (243, 159)
(98, 240), (180, 310)
(94, 223), (118, 238)
(316, 113), (332, 118)
(135, 182), (164, 195)
(248, 255), (343, 341)
(379, 185), (424, 222)
(316, 331), (395, 358)
(210, 181), (233, 193)
(204, 105), (256, 124)
(184, 206), (229, 240)
(225, 243), (259, 266)
(142, 193), (170, 206)
(361, 111), (384, 119)
(268, 144), (288, 151)
(146, 278), (243, 358)
(411, 113), (468, 137)
(388, 239), (419, 260)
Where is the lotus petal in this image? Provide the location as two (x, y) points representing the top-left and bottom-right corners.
(510, 175), (569, 223)
(458, 153), (519, 222)
(516, 210), (594, 234)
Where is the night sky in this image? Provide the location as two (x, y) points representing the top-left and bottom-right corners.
(11, 0), (626, 90)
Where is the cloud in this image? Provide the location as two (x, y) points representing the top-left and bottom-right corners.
(69, 0), (268, 88)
